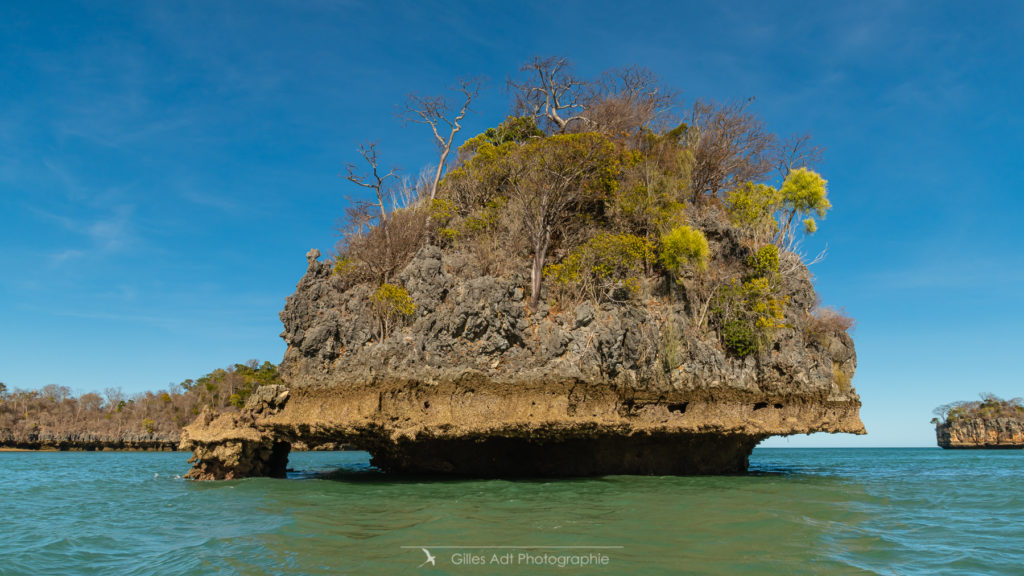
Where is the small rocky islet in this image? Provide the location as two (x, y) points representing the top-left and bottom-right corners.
(181, 58), (865, 479)
(933, 395), (1024, 449)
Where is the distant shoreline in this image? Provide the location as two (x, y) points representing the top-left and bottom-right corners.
(0, 444), (180, 452)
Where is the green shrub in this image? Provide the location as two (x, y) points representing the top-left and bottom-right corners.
(333, 257), (355, 277)
(438, 227), (460, 243)
(780, 168), (830, 218)
(659, 225), (709, 275)
(747, 244), (779, 278)
(721, 320), (758, 357)
(545, 233), (655, 302)
(458, 116), (543, 156)
(371, 283), (416, 339)
(724, 182), (780, 243)
(462, 196), (507, 234)
(712, 277), (787, 357)
(141, 418), (155, 434)
(429, 198), (458, 222)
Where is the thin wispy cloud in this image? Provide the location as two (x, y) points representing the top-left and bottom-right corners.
(179, 188), (239, 214)
(50, 249), (84, 264)
(31, 202), (138, 264)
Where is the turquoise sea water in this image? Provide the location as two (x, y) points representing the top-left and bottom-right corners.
(1, 448), (1021, 575)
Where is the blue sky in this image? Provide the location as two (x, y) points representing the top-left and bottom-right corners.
(2, 1), (1023, 447)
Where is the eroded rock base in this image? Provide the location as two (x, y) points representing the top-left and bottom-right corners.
(363, 432), (766, 476)
(184, 439), (291, 481)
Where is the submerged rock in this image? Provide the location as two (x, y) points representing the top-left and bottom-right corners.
(183, 237), (864, 479)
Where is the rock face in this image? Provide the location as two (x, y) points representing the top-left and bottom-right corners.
(936, 418), (1024, 449)
(180, 386), (292, 480)
(183, 224), (864, 479)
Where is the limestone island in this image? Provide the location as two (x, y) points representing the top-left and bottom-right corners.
(933, 395), (1024, 449)
(181, 60), (864, 479)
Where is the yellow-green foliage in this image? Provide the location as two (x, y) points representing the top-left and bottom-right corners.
(372, 283), (416, 316)
(747, 244), (780, 278)
(462, 197), (507, 234)
(443, 117), (544, 211)
(459, 116), (543, 154)
(442, 139), (516, 210)
(525, 133), (621, 198)
(430, 198), (457, 222)
(545, 233), (655, 301)
(659, 225), (709, 275)
(713, 277), (787, 357)
(430, 198), (462, 245)
(724, 182), (780, 242)
(371, 283), (416, 338)
(725, 168), (830, 246)
(438, 227), (460, 242)
(445, 140), (514, 188)
(333, 257), (355, 276)
(780, 168), (830, 218)
(610, 181), (686, 235)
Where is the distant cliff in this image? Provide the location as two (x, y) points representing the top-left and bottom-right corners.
(934, 395), (1024, 449)
(0, 430), (178, 451)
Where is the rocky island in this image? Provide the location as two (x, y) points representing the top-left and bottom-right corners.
(182, 60), (864, 479)
(933, 395), (1024, 449)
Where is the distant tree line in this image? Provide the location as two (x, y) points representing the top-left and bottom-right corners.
(0, 360), (282, 444)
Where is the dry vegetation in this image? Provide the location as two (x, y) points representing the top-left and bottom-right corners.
(0, 361), (281, 443)
(933, 394), (1024, 425)
(333, 56), (853, 358)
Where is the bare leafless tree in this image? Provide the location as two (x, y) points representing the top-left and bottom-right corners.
(344, 142), (399, 258)
(509, 56), (591, 134)
(775, 133), (824, 179)
(587, 65), (680, 143)
(402, 78), (481, 201)
(687, 99), (776, 203)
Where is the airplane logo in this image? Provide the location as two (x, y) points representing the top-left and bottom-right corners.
(418, 548), (436, 568)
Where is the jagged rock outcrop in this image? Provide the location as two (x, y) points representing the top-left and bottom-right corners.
(180, 386), (291, 480)
(184, 215), (863, 479)
(936, 418), (1024, 449)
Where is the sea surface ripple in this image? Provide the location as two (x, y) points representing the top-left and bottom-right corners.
(1, 448), (1020, 575)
